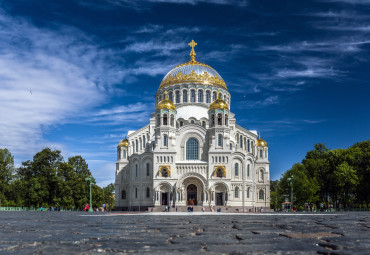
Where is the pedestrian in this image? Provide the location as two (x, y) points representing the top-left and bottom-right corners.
(40, 206), (43, 211)
(202, 207), (205, 212)
(176, 207), (178, 212)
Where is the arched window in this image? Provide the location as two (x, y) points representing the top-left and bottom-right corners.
(139, 137), (142, 150)
(176, 91), (180, 103)
(235, 163), (239, 176)
(259, 190), (264, 200)
(135, 139), (138, 152)
(225, 115), (228, 126)
(143, 135), (146, 148)
(217, 114), (222, 125)
(190, 120), (195, 124)
(170, 115), (174, 127)
(117, 149), (120, 160)
(121, 190), (126, 199)
(247, 139), (250, 152)
(146, 163), (150, 176)
(247, 187), (250, 198)
(219, 93), (222, 99)
(198, 90), (203, 102)
(163, 114), (168, 125)
(163, 135), (167, 146)
(202, 121), (206, 128)
(169, 91), (173, 101)
(218, 134), (223, 146)
(211, 114), (215, 127)
(240, 136), (243, 148)
(260, 169), (264, 181)
(260, 150), (263, 158)
(180, 121), (184, 127)
(247, 164), (250, 177)
(216, 168), (224, 177)
(186, 138), (199, 160)
(183, 90), (188, 103)
(146, 187), (150, 198)
(224, 95), (226, 101)
(135, 188), (138, 198)
(123, 150), (126, 159)
(212, 91), (217, 101)
(190, 89), (196, 102)
(206, 91), (211, 103)
(135, 164), (138, 177)
(235, 187), (239, 198)
(159, 95), (162, 101)
(229, 143), (232, 150)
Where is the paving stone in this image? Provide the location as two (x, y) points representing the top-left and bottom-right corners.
(0, 211), (369, 254)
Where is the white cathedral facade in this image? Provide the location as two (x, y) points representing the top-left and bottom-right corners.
(114, 41), (270, 211)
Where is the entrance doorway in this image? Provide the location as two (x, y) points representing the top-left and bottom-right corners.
(187, 184), (197, 205)
(161, 192), (168, 205)
(216, 192), (223, 206)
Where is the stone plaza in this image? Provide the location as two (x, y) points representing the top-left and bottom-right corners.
(0, 211), (369, 254)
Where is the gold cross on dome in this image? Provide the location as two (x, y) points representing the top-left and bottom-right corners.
(188, 40), (197, 63)
(188, 40), (197, 49)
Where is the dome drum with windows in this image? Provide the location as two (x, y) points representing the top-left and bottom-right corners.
(155, 40), (231, 110)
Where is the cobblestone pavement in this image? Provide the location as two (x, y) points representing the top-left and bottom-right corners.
(0, 211), (369, 254)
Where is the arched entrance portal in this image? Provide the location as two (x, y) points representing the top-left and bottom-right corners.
(187, 184), (197, 205)
(178, 176), (205, 206)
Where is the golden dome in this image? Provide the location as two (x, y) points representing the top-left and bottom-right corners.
(118, 135), (129, 147)
(158, 40), (227, 90)
(256, 133), (267, 147)
(157, 91), (176, 110)
(209, 93), (229, 110)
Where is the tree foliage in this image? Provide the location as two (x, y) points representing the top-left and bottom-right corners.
(272, 141), (369, 209)
(0, 148), (114, 210)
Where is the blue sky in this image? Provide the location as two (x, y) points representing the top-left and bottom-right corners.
(0, 0), (369, 187)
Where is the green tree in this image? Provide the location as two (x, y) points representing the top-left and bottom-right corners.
(333, 162), (358, 207)
(0, 148), (14, 206)
(270, 180), (284, 210)
(280, 163), (319, 209)
(67, 156), (91, 210)
(103, 183), (115, 210)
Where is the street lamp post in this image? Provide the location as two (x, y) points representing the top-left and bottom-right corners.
(85, 176), (95, 212)
(287, 176), (293, 212)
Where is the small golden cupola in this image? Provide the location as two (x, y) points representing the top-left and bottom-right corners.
(256, 132), (268, 147)
(156, 91), (176, 110)
(209, 93), (229, 110)
(118, 134), (129, 147)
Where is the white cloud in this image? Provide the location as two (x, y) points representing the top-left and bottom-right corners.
(0, 9), (124, 157)
(236, 95), (279, 109)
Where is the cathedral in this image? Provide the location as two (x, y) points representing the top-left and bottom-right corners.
(114, 41), (270, 211)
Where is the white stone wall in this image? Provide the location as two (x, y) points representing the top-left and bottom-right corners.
(115, 84), (270, 210)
